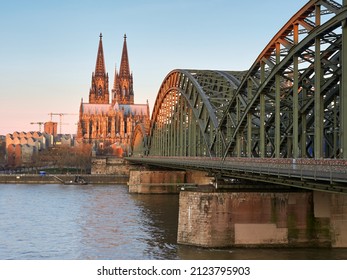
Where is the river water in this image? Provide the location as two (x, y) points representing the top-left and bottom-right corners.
(0, 184), (346, 260)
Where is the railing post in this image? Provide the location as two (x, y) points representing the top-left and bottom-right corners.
(300, 161), (303, 180)
(330, 163), (332, 184)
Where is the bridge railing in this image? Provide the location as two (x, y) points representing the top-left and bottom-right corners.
(131, 156), (347, 184)
(221, 157), (347, 184)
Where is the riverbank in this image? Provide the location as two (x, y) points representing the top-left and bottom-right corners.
(0, 174), (129, 184)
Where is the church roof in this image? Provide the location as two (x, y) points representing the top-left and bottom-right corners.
(118, 104), (148, 116)
(82, 103), (110, 115)
(81, 103), (149, 116)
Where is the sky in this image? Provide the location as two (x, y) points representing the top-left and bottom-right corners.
(0, 0), (307, 135)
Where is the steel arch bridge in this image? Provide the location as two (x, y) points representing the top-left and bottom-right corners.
(132, 0), (347, 162)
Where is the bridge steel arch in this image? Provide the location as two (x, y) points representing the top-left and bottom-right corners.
(147, 70), (244, 157)
(142, 0), (347, 161)
(219, 0), (347, 160)
(131, 123), (149, 156)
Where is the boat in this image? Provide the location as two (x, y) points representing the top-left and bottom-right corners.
(64, 176), (88, 185)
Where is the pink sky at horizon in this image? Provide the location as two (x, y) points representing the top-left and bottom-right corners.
(0, 0), (309, 136)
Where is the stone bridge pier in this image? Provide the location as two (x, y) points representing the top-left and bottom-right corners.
(128, 169), (213, 194)
(177, 190), (347, 248)
(127, 169), (347, 248)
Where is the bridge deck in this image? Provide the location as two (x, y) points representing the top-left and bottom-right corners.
(126, 156), (347, 194)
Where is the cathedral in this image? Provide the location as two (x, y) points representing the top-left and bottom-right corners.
(77, 34), (150, 156)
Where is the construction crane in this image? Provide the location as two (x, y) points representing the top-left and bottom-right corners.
(30, 122), (44, 132)
(48, 113), (77, 134)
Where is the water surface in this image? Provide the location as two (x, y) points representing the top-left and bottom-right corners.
(0, 184), (346, 260)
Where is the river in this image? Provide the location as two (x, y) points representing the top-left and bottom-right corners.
(0, 184), (346, 260)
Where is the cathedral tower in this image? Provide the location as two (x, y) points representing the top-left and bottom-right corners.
(112, 34), (134, 105)
(77, 33), (150, 158)
(89, 33), (110, 104)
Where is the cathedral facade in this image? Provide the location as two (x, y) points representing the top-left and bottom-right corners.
(77, 34), (150, 156)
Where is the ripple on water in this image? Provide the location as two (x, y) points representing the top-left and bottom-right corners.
(1, 184), (347, 260)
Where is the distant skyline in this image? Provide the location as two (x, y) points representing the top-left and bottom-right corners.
(0, 0), (307, 135)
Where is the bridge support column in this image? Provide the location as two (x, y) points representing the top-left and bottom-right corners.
(314, 4), (323, 159)
(128, 170), (213, 194)
(259, 62), (266, 158)
(275, 43), (281, 158)
(128, 170), (186, 194)
(177, 190), (347, 248)
(341, 0), (347, 158)
(293, 23), (299, 158)
(247, 78), (253, 157)
(326, 193), (347, 247)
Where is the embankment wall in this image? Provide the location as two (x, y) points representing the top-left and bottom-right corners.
(0, 174), (129, 184)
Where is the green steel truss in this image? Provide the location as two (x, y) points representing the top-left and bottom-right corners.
(147, 70), (244, 157)
(131, 122), (149, 156)
(133, 0), (347, 160)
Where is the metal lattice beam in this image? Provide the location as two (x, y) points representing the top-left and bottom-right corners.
(147, 70), (243, 157)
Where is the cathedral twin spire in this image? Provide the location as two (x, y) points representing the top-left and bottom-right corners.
(95, 33), (106, 75)
(113, 34), (134, 105)
(120, 34), (130, 79)
(89, 33), (133, 105)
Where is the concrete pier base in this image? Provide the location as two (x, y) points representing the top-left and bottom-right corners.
(177, 190), (347, 248)
(128, 170), (213, 194)
(128, 170), (185, 194)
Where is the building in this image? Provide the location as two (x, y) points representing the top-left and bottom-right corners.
(0, 135), (6, 168)
(6, 131), (52, 150)
(44, 122), (58, 136)
(77, 34), (150, 156)
(54, 134), (73, 146)
(5, 131), (53, 167)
